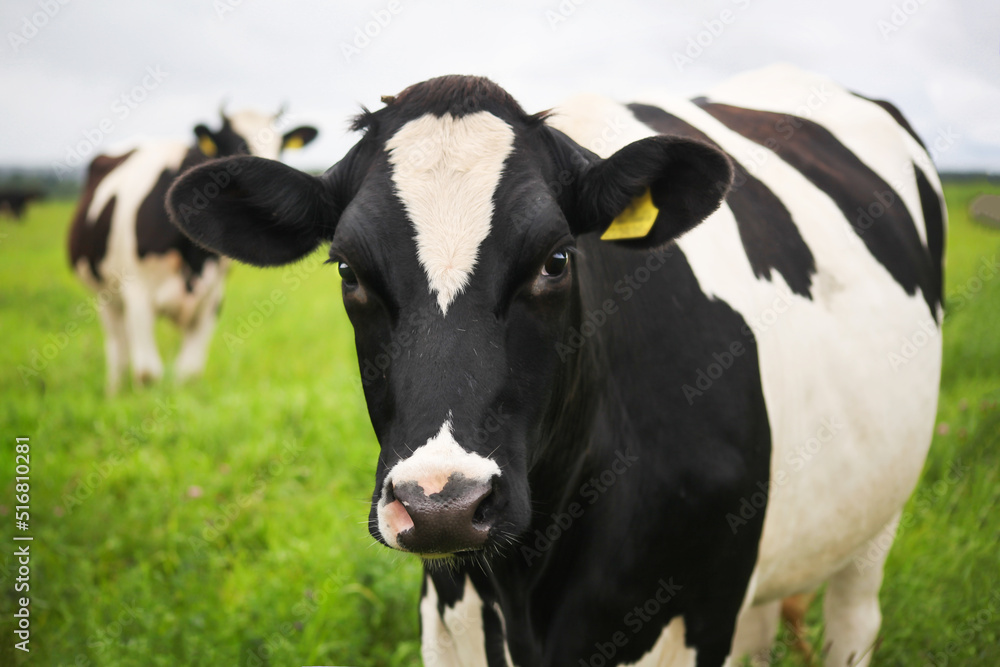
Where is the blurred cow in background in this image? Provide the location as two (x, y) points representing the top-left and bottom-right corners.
(68, 107), (318, 393)
(0, 188), (43, 220)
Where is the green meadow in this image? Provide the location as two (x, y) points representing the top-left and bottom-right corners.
(2, 179), (998, 666)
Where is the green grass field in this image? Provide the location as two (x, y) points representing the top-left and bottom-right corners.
(2, 180), (998, 666)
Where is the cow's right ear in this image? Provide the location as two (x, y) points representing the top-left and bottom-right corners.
(167, 156), (340, 267)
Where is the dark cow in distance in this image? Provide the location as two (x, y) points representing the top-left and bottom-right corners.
(168, 65), (944, 666)
(0, 188), (43, 220)
(69, 108), (317, 393)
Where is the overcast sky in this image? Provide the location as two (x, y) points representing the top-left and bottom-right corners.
(2, 0), (997, 174)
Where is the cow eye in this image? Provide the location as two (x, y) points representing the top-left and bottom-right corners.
(542, 249), (570, 277)
(338, 261), (358, 287)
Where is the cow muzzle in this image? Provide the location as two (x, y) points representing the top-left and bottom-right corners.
(382, 475), (497, 553)
(375, 418), (503, 554)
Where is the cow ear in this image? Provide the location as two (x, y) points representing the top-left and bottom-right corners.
(194, 124), (218, 157)
(568, 134), (732, 248)
(167, 156), (340, 267)
(282, 126), (319, 151)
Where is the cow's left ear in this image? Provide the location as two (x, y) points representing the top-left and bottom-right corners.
(282, 126), (319, 151)
(561, 132), (733, 248)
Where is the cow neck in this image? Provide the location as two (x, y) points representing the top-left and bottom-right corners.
(527, 269), (606, 526)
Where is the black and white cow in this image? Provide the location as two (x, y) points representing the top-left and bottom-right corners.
(167, 65), (944, 666)
(68, 108), (318, 393)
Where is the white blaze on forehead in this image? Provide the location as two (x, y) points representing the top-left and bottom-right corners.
(228, 110), (283, 160)
(386, 111), (516, 315)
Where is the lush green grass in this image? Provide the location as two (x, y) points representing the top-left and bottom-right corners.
(2, 180), (998, 666)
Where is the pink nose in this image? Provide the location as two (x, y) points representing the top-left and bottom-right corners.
(388, 475), (496, 553)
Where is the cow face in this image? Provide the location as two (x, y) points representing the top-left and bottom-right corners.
(194, 109), (318, 160)
(168, 76), (731, 560)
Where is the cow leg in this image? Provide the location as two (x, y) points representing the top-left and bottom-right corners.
(822, 514), (899, 667)
(731, 600), (781, 665)
(98, 299), (128, 395)
(174, 278), (224, 382)
(122, 283), (163, 385)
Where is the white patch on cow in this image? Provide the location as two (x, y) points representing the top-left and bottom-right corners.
(705, 63), (933, 248)
(228, 109), (283, 160)
(386, 112), (515, 315)
(620, 615), (697, 667)
(378, 417), (501, 548)
(420, 574), (490, 667)
(554, 66), (940, 660)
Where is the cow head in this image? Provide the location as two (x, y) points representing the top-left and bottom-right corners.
(193, 105), (318, 160)
(168, 76), (731, 560)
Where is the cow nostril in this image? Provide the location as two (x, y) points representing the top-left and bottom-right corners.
(472, 486), (496, 528)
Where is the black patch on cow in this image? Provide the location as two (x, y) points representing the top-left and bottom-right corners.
(136, 149), (219, 291)
(916, 165), (946, 317)
(68, 150), (135, 280)
(852, 92), (928, 150)
(628, 103), (816, 298)
(696, 99), (941, 316)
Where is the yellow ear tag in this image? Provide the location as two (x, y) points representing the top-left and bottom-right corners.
(600, 188), (659, 241)
(198, 136), (217, 157)
(284, 135), (304, 150)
